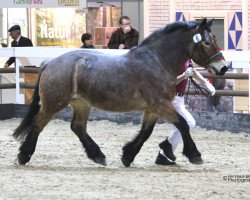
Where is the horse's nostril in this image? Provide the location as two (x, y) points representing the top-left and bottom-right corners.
(220, 65), (228, 75)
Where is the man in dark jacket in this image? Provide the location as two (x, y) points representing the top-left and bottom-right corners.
(108, 16), (139, 49)
(4, 25), (33, 68)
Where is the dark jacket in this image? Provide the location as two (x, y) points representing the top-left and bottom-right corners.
(107, 27), (139, 49)
(6, 36), (33, 66)
(80, 44), (95, 49)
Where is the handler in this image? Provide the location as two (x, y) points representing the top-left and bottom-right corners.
(155, 59), (216, 165)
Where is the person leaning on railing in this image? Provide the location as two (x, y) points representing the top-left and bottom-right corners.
(4, 25), (33, 68)
(80, 33), (95, 49)
(107, 16), (139, 49)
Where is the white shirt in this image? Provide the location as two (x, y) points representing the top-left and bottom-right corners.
(15, 35), (21, 44)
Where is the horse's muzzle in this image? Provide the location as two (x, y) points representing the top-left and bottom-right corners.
(211, 60), (228, 76)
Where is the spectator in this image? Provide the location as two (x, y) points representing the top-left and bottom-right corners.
(155, 59), (216, 165)
(107, 16), (139, 49)
(4, 25), (33, 68)
(80, 33), (95, 49)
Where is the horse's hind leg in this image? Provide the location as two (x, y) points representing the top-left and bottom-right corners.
(18, 108), (54, 165)
(70, 102), (106, 166)
(122, 112), (158, 167)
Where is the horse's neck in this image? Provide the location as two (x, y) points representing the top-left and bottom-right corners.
(155, 30), (193, 75)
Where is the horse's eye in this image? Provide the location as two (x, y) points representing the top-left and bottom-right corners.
(204, 41), (210, 45)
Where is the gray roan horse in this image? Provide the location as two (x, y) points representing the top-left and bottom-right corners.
(13, 18), (228, 167)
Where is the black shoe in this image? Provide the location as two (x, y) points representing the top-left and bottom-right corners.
(155, 152), (175, 166)
(159, 139), (176, 161)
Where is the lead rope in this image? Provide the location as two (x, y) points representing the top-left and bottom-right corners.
(185, 61), (210, 104)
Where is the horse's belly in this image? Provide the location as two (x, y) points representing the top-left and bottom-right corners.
(91, 100), (144, 112)
(94, 105), (137, 112)
(81, 92), (146, 112)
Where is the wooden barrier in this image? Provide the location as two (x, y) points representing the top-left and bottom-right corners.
(0, 82), (36, 89)
(199, 72), (248, 79)
(0, 67), (248, 79)
(0, 66), (39, 74)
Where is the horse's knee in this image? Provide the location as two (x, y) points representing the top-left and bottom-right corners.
(175, 116), (189, 132)
(71, 120), (85, 134)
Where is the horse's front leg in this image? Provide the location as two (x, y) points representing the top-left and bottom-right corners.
(156, 100), (203, 164)
(121, 112), (158, 167)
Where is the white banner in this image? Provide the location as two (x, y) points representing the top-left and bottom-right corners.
(0, 0), (86, 8)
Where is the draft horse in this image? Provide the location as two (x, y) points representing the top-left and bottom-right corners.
(13, 18), (228, 167)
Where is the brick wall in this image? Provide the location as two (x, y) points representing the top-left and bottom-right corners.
(175, 0), (242, 10)
(248, 2), (250, 49)
(148, 0), (170, 33)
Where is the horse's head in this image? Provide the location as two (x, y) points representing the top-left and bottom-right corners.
(189, 18), (228, 75)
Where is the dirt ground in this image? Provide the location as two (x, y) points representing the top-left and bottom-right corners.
(0, 118), (249, 200)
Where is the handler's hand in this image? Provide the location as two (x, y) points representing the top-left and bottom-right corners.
(4, 63), (9, 68)
(205, 81), (216, 96)
(183, 68), (194, 78)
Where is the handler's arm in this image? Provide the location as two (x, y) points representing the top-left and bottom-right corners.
(176, 68), (194, 84)
(193, 69), (216, 95)
(192, 68), (207, 84)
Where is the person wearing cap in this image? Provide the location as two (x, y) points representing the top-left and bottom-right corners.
(4, 25), (33, 68)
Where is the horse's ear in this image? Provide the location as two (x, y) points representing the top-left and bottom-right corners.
(206, 18), (214, 27)
(205, 18), (214, 32)
(196, 18), (207, 32)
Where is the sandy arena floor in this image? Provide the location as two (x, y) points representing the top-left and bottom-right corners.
(0, 118), (249, 200)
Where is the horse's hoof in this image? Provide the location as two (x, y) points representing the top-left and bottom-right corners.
(17, 153), (30, 165)
(93, 157), (107, 166)
(188, 156), (203, 165)
(121, 156), (131, 167)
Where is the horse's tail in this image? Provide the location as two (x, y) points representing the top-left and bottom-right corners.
(13, 60), (49, 141)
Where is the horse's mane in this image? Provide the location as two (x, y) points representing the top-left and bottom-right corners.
(138, 21), (199, 47)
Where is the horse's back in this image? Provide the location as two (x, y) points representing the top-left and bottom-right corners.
(38, 49), (176, 112)
(38, 50), (140, 111)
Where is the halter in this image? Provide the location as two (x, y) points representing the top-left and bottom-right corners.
(205, 51), (222, 65)
(192, 30), (222, 66)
